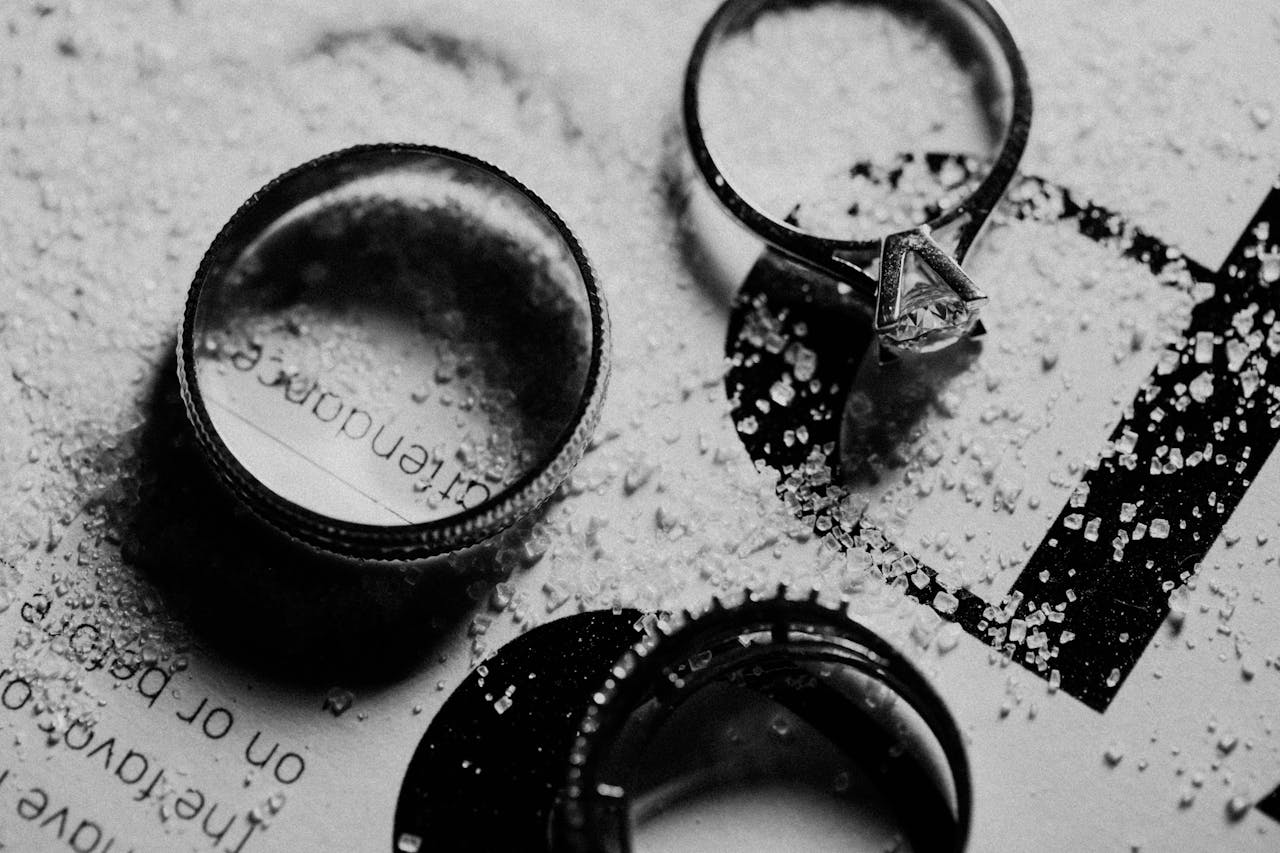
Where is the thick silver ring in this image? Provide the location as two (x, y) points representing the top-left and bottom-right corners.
(178, 144), (610, 560)
(684, 0), (1033, 358)
(553, 587), (972, 851)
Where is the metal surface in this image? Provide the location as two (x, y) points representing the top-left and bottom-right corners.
(178, 143), (611, 560)
(683, 0), (1033, 356)
(554, 588), (972, 852)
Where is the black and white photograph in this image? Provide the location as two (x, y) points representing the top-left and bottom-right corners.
(2, 0), (1280, 850)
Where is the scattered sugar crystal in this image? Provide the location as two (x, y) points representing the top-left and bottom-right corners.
(788, 344), (818, 382)
(1149, 518), (1170, 539)
(623, 463), (656, 495)
(932, 590), (959, 615)
(1226, 339), (1249, 372)
(1240, 368), (1260, 397)
(1189, 372), (1214, 402)
(1167, 587), (1190, 629)
(398, 833), (424, 853)
(912, 609), (941, 646)
(323, 688), (354, 717)
(937, 623), (962, 653)
(1226, 795), (1252, 821)
(1262, 253), (1280, 285)
(1121, 427), (1141, 455)
(1193, 332), (1215, 364)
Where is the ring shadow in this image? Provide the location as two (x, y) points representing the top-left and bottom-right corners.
(724, 253), (981, 490)
(656, 122), (980, 488)
(120, 342), (522, 688)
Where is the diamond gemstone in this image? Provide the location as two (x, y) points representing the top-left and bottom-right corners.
(879, 271), (978, 354)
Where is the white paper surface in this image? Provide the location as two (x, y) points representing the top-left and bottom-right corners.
(2, 1), (1280, 851)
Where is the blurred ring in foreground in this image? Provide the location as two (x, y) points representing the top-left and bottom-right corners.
(554, 586), (972, 852)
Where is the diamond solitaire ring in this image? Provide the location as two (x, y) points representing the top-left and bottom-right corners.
(684, 0), (1032, 359)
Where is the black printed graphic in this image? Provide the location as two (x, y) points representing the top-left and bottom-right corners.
(398, 176), (1280, 846)
(726, 176), (1280, 712)
(392, 610), (643, 852)
(1257, 783), (1280, 823)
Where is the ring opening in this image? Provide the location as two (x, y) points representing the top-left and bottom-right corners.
(692, 0), (1016, 243)
(184, 146), (600, 548)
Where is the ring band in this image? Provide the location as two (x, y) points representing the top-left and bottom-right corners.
(178, 143), (610, 560)
(684, 0), (1032, 357)
(554, 587), (972, 851)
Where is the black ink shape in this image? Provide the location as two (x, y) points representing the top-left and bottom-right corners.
(726, 175), (1279, 712)
(1258, 784), (1280, 824)
(392, 610), (643, 852)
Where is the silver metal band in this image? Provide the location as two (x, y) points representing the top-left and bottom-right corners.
(683, 0), (1033, 357)
(553, 587), (972, 852)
